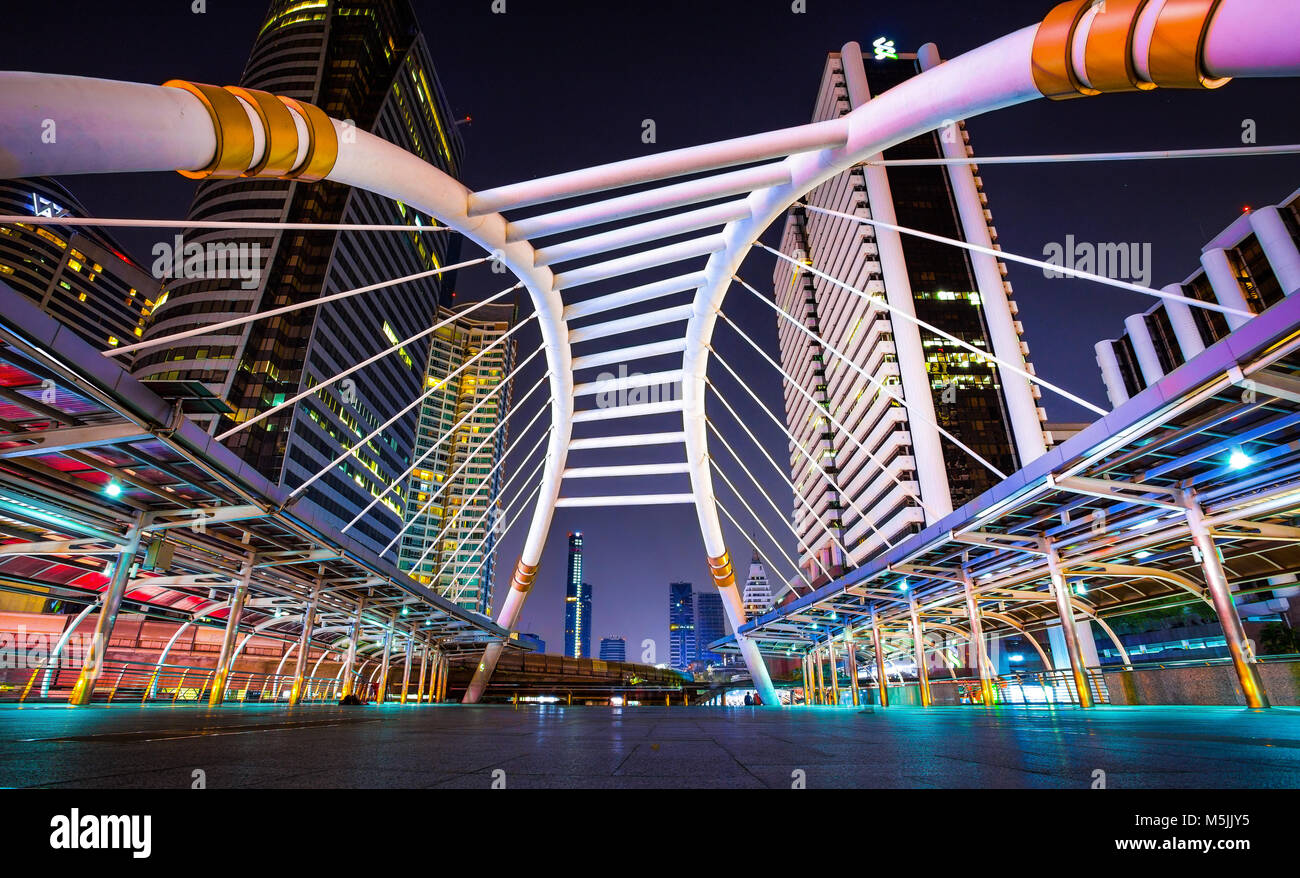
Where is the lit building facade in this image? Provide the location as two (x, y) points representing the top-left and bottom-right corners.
(563, 533), (591, 659)
(132, 0), (465, 555)
(694, 591), (725, 665)
(397, 302), (516, 616)
(668, 581), (695, 670)
(741, 552), (773, 620)
(772, 41), (1048, 583)
(0, 178), (161, 360)
(1096, 187), (1300, 406)
(599, 636), (626, 663)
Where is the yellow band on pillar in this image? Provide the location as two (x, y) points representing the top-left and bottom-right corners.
(1084, 0), (1158, 92)
(707, 552), (737, 589)
(278, 96), (340, 182)
(1031, 1), (1101, 100)
(226, 86), (301, 177)
(510, 559), (540, 593)
(1148, 0), (1230, 90)
(164, 80), (256, 178)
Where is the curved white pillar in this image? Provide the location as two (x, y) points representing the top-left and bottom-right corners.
(1094, 341), (1130, 409)
(1123, 313), (1165, 386)
(1248, 205), (1300, 296)
(1200, 248), (1253, 330)
(1160, 285), (1206, 361)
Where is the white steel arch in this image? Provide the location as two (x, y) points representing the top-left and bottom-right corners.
(1, 0), (1297, 707)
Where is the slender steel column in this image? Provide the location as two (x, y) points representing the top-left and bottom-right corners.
(340, 595), (366, 698)
(909, 597), (932, 707)
(400, 632), (414, 704)
(439, 654), (449, 702)
(209, 556), (254, 707)
(814, 647), (825, 704)
(1182, 491), (1270, 708)
(1041, 541), (1094, 708)
(374, 613), (396, 704)
(416, 642), (429, 703)
(70, 512), (146, 706)
(802, 654), (812, 706)
(961, 571), (997, 706)
(828, 641), (840, 706)
(870, 612), (889, 708)
(845, 632), (860, 707)
(288, 577), (323, 706)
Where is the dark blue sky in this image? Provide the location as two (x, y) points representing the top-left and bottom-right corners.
(8, 0), (1299, 658)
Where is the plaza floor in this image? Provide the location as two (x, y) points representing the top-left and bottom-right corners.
(1, 702), (1298, 788)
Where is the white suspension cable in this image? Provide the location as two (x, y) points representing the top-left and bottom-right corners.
(706, 353), (896, 551)
(287, 290), (525, 502)
(382, 375), (552, 555)
(717, 288), (1007, 482)
(740, 265), (1106, 417)
(705, 417), (850, 573)
(708, 455), (819, 589)
(713, 305), (958, 511)
(714, 495), (810, 605)
(796, 203), (1252, 320)
(861, 143), (1300, 167)
(107, 256), (488, 358)
(0, 215), (451, 232)
(445, 477), (543, 605)
(416, 438), (550, 579)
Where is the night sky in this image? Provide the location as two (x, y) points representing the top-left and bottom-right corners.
(7, 1), (1299, 660)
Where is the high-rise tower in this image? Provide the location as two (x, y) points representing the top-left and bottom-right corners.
(563, 532), (590, 658)
(773, 40), (1048, 583)
(741, 551), (774, 620)
(398, 302), (517, 615)
(133, 0), (465, 555)
(668, 581), (695, 670)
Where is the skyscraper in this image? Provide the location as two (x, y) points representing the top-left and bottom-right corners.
(694, 591), (725, 666)
(668, 582), (695, 670)
(0, 178), (162, 358)
(133, 0), (465, 555)
(773, 40), (1047, 582)
(564, 533), (591, 658)
(397, 301), (517, 615)
(741, 551), (773, 620)
(599, 636), (626, 663)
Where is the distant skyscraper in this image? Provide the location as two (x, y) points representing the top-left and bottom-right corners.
(694, 592), (725, 665)
(773, 40), (1047, 582)
(519, 632), (545, 653)
(0, 178), (161, 359)
(564, 533), (591, 658)
(599, 636), (626, 663)
(668, 582), (695, 670)
(133, 0), (465, 556)
(397, 301), (517, 615)
(741, 552), (773, 620)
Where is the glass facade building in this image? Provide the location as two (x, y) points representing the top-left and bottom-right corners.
(668, 581), (695, 670)
(132, 0), (465, 555)
(563, 532), (591, 659)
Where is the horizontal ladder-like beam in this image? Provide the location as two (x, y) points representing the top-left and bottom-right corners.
(563, 273), (704, 322)
(572, 339), (686, 371)
(568, 305), (694, 344)
(563, 463), (690, 479)
(506, 164), (791, 242)
(470, 120), (845, 214)
(553, 235), (725, 291)
(571, 400), (684, 422)
(554, 493), (697, 508)
(534, 201), (749, 267)
(568, 432), (686, 450)
(574, 369), (683, 397)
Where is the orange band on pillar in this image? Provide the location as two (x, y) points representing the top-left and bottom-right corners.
(1084, 0), (1157, 92)
(278, 96), (340, 182)
(164, 80), (256, 178)
(510, 559), (539, 593)
(1148, 0), (1230, 89)
(707, 552), (737, 589)
(1031, 1), (1101, 100)
(225, 86), (301, 177)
